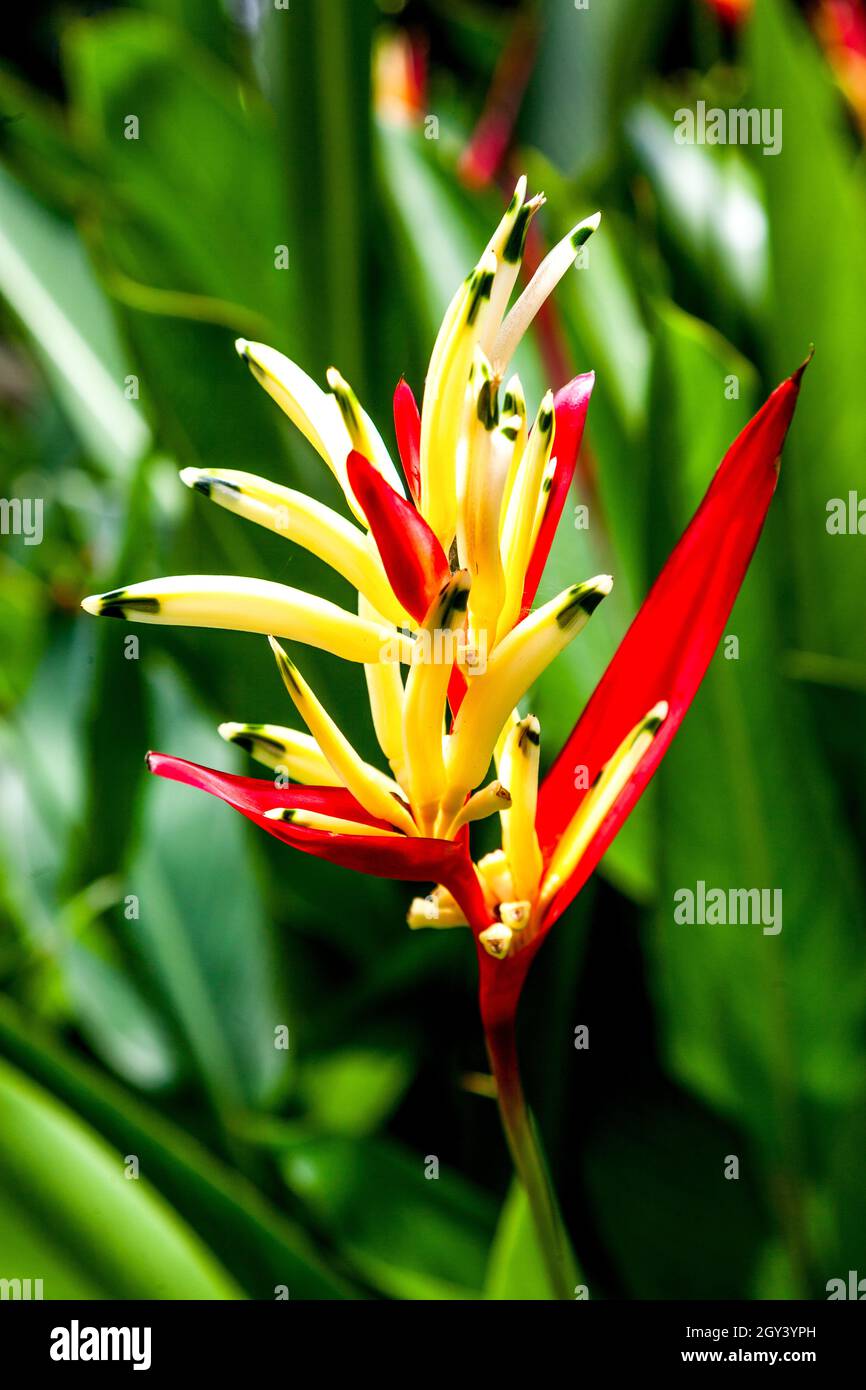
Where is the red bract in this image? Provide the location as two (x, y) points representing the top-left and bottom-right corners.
(476, 363), (807, 1033)
(393, 378), (422, 504)
(146, 751), (488, 922)
(521, 372), (595, 615)
(346, 448), (449, 623)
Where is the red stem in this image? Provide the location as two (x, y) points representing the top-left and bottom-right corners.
(484, 1011), (577, 1300)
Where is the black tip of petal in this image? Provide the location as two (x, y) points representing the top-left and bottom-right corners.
(577, 587), (607, 616)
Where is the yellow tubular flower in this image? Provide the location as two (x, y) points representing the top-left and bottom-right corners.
(325, 367), (406, 499)
(500, 716), (544, 902)
(537, 701), (669, 919)
(178, 467), (406, 626)
(217, 721), (404, 799)
(81, 575), (414, 665)
(443, 779), (512, 837)
(479, 922), (513, 959)
(477, 849), (516, 906)
(218, 722), (341, 782)
(498, 375), (528, 528)
(419, 250), (499, 547)
(478, 177), (545, 357)
(528, 456), (558, 561)
(440, 576), (613, 825)
(457, 351), (514, 655)
(358, 593), (407, 786)
(499, 900), (532, 932)
(492, 212), (602, 376)
(402, 570), (471, 835)
(407, 885), (469, 930)
(234, 339), (361, 516)
(265, 808), (402, 838)
(498, 391), (555, 639)
(269, 637), (417, 835)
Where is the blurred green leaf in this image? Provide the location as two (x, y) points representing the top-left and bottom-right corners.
(484, 1179), (555, 1300)
(0, 166), (149, 474)
(0, 996), (353, 1299)
(128, 659), (288, 1117)
(281, 1134), (496, 1299)
(0, 1053), (241, 1298)
(521, 0), (676, 179)
(627, 99), (769, 329)
(256, 0), (374, 389)
(377, 120), (546, 403)
(66, 11), (290, 326)
(746, 0), (866, 661)
(298, 1048), (414, 1139)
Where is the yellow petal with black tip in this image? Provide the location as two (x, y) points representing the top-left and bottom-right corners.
(325, 367), (406, 498)
(478, 177), (544, 357)
(498, 375), (528, 530)
(218, 721), (404, 799)
(499, 715), (543, 902)
(419, 250), (498, 546)
(456, 350), (513, 655)
(235, 340), (359, 505)
(264, 807), (402, 838)
(498, 391), (555, 639)
(269, 637), (417, 835)
(179, 467), (406, 625)
(81, 575), (414, 665)
(492, 212), (601, 375)
(537, 701), (669, 918)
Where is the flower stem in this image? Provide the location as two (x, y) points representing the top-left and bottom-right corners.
(486, 1015), (577, 1300)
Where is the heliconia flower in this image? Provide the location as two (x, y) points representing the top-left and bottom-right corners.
(81, 179), (806, 1290)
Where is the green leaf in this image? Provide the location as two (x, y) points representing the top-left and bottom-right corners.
(298, 1048), (414, 1139)
(746, 0), (866, 661)
(0, 165), (149, 475)
(484, 1179), (556, 1300)
(281, 1135), (497, 1299)
(0, 994), (355, 1299)
(521, 0), (676, 179)
(65, 11), (292, 328)
(127, 659), (288, 1117)
(0, 1054), (241, 1298)
(626, 99), (769, 328)
(256, 0), (375, 389)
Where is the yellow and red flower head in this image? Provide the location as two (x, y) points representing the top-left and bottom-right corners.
(82, 178), (806, 1034)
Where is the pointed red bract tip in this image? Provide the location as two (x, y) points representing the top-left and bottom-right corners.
(346, 449), (449, 624)
(393, 378), (422, 505)
(791, 346), (814, 386)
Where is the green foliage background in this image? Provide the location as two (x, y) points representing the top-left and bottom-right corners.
(0, 0), (863, 1299)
